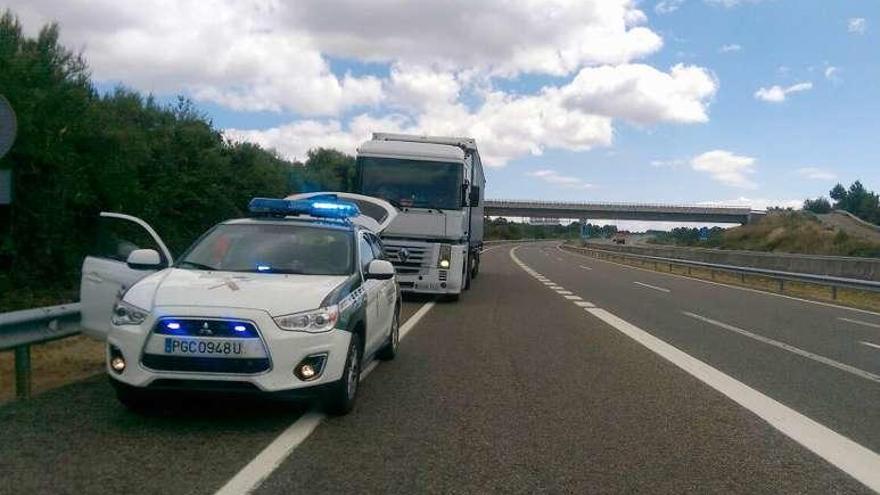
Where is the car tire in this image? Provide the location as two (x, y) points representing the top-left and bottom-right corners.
(323, 333), (361, 416)
(376, 310), (400, 361)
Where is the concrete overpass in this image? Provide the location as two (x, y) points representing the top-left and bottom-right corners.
(484, 199), (765, 224)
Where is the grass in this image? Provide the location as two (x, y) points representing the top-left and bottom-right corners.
(718, 212), (880, 257)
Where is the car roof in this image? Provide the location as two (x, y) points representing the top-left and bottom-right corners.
(222, 217), (360, 233)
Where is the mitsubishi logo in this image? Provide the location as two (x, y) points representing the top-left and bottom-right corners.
(398, 248), (410, 263)
(199, 322), (213, 336)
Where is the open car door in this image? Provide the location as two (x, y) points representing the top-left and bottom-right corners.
(285, 192), (398, 233)
(79, 212), (173, 340)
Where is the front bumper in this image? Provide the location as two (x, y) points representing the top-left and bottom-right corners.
(106, 305), (352, 394)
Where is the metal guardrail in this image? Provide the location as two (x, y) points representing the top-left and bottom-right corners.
(563, 244), (880, 296)
(0, 303), (82, 399)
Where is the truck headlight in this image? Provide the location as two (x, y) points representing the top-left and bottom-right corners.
(111, 300), (149, 326)
(274, 305), (339, 333)
(438, 244), (452, 269)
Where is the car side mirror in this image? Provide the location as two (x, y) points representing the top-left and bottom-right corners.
(469, 186), (481, 206)
(366, 259), (395, 280)
(126, 249), (163, 270)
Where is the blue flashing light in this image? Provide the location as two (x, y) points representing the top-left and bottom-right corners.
(248, 196), (360, 220)
(256, 265), (271, 272)
(166, 322), (181, 330)
(233, 325), (247, 332)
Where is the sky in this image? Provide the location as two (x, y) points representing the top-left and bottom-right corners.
(8, 0), (880, 220)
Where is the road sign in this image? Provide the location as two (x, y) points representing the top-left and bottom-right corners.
(0, 95), (17, 159)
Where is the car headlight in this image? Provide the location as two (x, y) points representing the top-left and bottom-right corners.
(274, 305), (339, 333)
(438, 244), (452, 268)
(111, 300), (149, 326)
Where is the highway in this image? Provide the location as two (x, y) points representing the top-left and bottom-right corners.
(2, 242), (880, 494)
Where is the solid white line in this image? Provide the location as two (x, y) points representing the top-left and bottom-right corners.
(400, 302), (436, 339)
(634, 281), (671, 293)
(683, 312), (880, 384)
(558, 246), (880, 317)
(215, 411), (324, 495)
(840, 317), (880, 330)
(579, 265), (593, 271)
(861, 341), (880, 351)
(586, 307), (880, 493)
(216, 301), (436, 495)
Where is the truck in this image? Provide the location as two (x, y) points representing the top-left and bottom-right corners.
(353, 133), (485, 300)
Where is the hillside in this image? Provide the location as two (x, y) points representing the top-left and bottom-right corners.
(719, 211), (880, 257)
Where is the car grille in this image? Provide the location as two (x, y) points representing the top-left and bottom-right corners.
(141, 355), (270, 374)
(383, 243), (432, 275)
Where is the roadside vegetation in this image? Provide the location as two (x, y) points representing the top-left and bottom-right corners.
(650, 211), (880, 258)
(0, 12), (356, 311)
(804, 181), (880, 225)
(486, 218), (617, 241)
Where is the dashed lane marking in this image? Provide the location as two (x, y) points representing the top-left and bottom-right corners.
(840, 318), (880, 330)
(511, 246), (880, 493)
(579, 265), (593, 271)
(683, 312), (880, 384)
(860, 341), (880, 351)
(634, 281), (671, 293)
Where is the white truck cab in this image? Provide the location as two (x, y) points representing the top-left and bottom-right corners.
(79, 195), (400, 415)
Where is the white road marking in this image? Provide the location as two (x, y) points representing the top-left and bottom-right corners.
(564, 295), (582, 300)
(585, 307), (880, 493)
(579, 265), (593, 271)
(556, 290), (573, 295)
(684, 312), (880, 384)
(634, 281), (671, 293)
(215, 301), (436, 495)
(860, 341), (880, 351)
(840, 317), (880, 330)
(559, 246), (880, 317)
(555, 257), (564, 262)
(511, 246), (880, 492)
(574, 301), (596, 307)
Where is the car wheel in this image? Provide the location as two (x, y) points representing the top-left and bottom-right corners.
(377, 311), (399, 361)
(323, 333), (361, 416)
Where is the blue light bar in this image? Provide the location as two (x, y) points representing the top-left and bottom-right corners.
(248, 196), (360, 219)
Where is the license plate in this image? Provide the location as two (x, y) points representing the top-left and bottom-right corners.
(143, 335), (267, 358)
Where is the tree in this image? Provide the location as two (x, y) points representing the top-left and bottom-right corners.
(803, 197), (832, 214)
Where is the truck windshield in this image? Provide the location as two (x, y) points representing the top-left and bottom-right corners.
(176, 223), (353, 276)
(357, 156), (462, 210)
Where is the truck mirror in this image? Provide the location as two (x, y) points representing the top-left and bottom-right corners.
(469, 186), (481, 206)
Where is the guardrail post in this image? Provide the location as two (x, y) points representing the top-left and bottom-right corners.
(779, 279), (785, 292)
(832, 285), (838, 300)
(15, 345), (32, 400)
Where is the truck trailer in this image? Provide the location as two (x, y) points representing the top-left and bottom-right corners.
(354, 133), (485, 300)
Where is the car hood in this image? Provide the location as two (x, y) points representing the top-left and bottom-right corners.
(124, 268), (349, 317)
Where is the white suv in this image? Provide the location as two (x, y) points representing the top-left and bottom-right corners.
(79, 194), (400, 415)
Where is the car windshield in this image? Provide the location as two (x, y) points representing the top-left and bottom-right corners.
(357, 156), (462, 210)
(176, 223), (353, 276)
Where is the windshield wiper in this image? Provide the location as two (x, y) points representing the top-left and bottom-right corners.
(177, 260), (217, 271)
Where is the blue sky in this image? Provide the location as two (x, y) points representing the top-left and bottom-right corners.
(15, 0), (880, 212)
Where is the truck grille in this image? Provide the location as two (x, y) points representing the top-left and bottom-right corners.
(383, 243), (432, 275)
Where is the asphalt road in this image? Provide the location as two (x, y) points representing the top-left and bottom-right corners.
(2, 242), (879, 494)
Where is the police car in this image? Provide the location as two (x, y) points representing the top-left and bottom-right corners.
(79, 194), (400, 415)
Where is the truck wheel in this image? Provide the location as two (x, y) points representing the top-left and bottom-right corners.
(376, 311), (399, 361)
(323, 333), (361, 416)
(471, 252), (480, 279)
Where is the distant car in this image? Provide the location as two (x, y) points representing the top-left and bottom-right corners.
(79, 195), (400, 415)
(613, 234), (627, 245)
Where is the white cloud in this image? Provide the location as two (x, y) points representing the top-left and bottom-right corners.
(691, 150), (757, 189)
(823, 66), (841, 83)
(655, 0), (686, 14)
(753, 82), (813, 103)
(719, 43), (742, 53)
(704, 0), (765, 7)
(560, 63), (718, 124)
(527, 170), (595, 190)
(796, 167), (837, 181)
(848, 17), (867, 34)
(10, 0), (721, 167)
